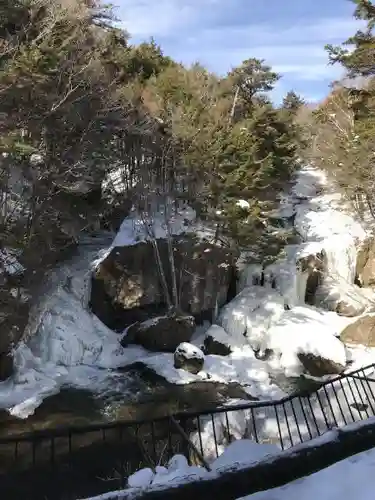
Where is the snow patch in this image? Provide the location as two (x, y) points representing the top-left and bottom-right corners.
(175, 342), (204, 360)
(236, 199), (250, 209)
(218, 286), (285, 349)
(125, 439), (279, 492)
(239, 447), (375, 500)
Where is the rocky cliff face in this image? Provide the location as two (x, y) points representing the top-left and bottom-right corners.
(0, 290), (30, 380)
(356, 235), (375, 287)
(90, 235), (239, 330)
(340, 315), (375, 347)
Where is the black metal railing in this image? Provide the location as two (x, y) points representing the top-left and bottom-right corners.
(1, 363), (375, 500)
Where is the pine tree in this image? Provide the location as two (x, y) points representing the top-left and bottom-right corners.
(282, 91), (305, 114)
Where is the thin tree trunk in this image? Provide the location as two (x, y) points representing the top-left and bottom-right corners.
(164, 196), (179, 311)
(141, 213), (172, 309)
(366, 193), (375, 219)
(230, 86), (239, 122)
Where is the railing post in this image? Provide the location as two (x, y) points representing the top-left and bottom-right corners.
(179, 416), (190, 462)
(169, 416), (211, 471)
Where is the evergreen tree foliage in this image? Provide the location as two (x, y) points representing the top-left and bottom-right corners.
(0, 0), (305, 286)
(312, 0), (375, 217)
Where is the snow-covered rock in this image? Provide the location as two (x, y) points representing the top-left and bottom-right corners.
(174, 343), (205, 374)
(127, 467), (154, 488)
(265, 306), (349, 377)
(297, 351), (345, 377)
(126, 439), (279, 492)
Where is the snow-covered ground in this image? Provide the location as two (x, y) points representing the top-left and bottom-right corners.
(240, 446), (375, 500)
(1, 164), (375, 433)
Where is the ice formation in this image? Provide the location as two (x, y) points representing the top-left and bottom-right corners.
(229, 165), (375, 375)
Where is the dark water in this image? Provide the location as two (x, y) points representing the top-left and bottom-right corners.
(0, 367), (259, 500)
(0, 364), (256, 438)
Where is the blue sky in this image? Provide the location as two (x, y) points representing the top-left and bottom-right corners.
(116, 0), (365, 103)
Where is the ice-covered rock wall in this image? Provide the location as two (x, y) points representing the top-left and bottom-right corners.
(0, 234), (150, 418)
(237, 167), (371, 311)
(221, 166), (375, 377)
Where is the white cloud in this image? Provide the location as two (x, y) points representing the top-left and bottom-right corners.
(116, 0), (366, 100)
(186, 18), (362, 48)
(116, 0), (203, 38)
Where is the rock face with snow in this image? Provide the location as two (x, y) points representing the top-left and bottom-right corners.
(121, 314), (195, 352)
(204, 325), (232, 356)
(0, 250), (29, 380)
(297, 352), (345, 377)
(0, 299), (29, 381)
(174, 343), (205, 374)
(91, 235), (238, 329)
(340, 315), (375, 347)
(356, 235), (375, 287)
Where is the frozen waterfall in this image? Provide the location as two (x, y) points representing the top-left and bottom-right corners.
(0, 234), (149, 418)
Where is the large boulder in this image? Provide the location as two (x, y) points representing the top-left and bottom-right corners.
(174, 342), (205, 374)
(121, 314), (195, 352)
(91, 235), (238, 330)
(340, 315), (375, 347)
(297, 352), (346, 377)
(356, 236), (375, 287)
